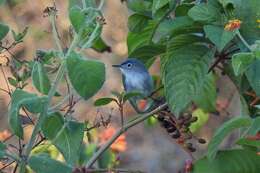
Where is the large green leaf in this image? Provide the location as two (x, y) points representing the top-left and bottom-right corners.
(193, 73), (217, 112)
(204, 25), (236, 52)
(66, 51), (105, 100)
(246, 116), (260, 135)
(41, 113), (84, 166)
(28, 154), (72, 173)
(8, 89), (47, 139)
(32, 61), (51, 95)
(152, 0), (168, 15)
(0, 22), (9, 40)
(175, 3), (194, 17)
(129, 44), (166, 67)
(236, 0), (260, 44)
(0, 142), (6, 159)
(69, 6), (85, 33)
(127, 21), (156, 54)
(128, 13), (151, 33)
(245, 60), (260, 96)
(188, 3), (219, 23)
(207, 117), (252, 161)
(232, 52), (256, 76)
(236, 138), (260, 148)
(167, 34), (207, 53)
(193, 149), (260, 173)
(164, 45), (215, 115)
(127, 0), (152, 15)
(155, 16), (201, 43)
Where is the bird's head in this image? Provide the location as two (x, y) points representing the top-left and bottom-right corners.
(112, 58), (148, 77)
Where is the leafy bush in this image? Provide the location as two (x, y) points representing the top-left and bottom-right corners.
(0, 0), (259, 173)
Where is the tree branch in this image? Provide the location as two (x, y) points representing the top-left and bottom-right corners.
(85, 103), (168, 168)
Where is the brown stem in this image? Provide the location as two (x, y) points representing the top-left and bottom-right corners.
(85, 103), (168, 168)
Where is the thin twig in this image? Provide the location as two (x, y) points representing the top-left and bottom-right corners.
(236, 30), (252, 51)
(0, 65), (12, 94)
(85, 103), (168, 168)
(0, 161), (15, 170)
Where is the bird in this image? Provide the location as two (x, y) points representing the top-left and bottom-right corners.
(112, 58), (154, 113)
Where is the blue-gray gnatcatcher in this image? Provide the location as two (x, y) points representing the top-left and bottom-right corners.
(113, 58), (154, 113)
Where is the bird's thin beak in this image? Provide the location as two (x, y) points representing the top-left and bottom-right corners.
(112, 64), (121, 68)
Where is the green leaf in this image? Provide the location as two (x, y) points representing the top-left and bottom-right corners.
(164, 45), (215, 115)
(91, 37), (111, 53)
(193, 73), (217, 112)
(0, 142), (6, 159)
(236, 0), (260, 44)
(11, 27), (28, 42)
(246, 116), (260, 135)
(128, 13), (151, 33)
(188, 3), (219, 23)
(152, 0), (168, 15)
(0, 22), (9, 40)
(69, 6), (85, 33)
(175, 4), (194, 17)
(79, 144), (96, 165)
(207, 117), (252, 161)
(127, 21), (157, 54)
(98, 149), (116, 169)
(28, 154), (72, 173)
(127, 0), (152, 15)
(129, 44), (166, 67)
(123, 91), (142, 103)
(8, 77), (18, 87)
(193, 149), (260, 173)
(218, 0), (241, 9)
(245, 60), (260, 96)
(167, 34), (207, 53)
(0, 0), (6, 5)
(94, 97), (116, 106)
(155, 16), (201, 43)
(252, 40), (260, 59)
(32, 61), (51, 95)
(232, 52), (256, 76)
(236, 138), (260, 147)
(84, 0), (96, 8)
(204, 25), (236, 52)
(8, 89), (47, 138)
(66, 51), (105, 100)
(190, 108), (209, 133)
(36, 49), (61, 63)
(41, 113), (84, 165)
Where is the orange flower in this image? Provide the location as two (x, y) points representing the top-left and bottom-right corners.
(0, 130), (11, 141)
(224, 19), (242, 31)
(99, 127), (127, 152)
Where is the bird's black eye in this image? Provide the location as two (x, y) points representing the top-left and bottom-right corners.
(127, 63), (132, 68)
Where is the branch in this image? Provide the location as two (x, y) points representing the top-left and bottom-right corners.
(236, 30), (252, 51)
(49, 8), (64, 55)
(85, 103), (168, 168)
